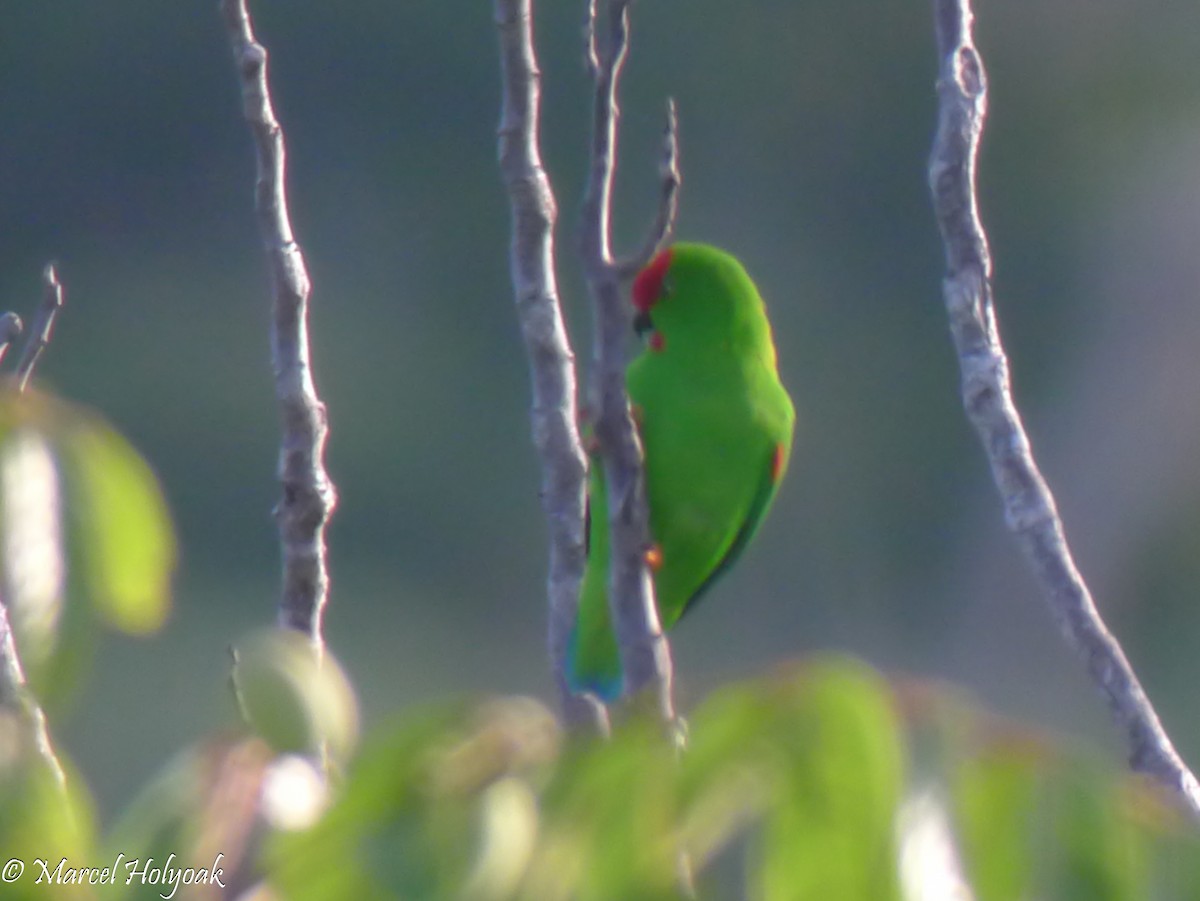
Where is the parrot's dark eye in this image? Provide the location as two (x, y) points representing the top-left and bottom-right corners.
(633, 310), (654, 337)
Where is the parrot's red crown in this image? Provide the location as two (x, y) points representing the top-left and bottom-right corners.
(632, 247), (673, 312)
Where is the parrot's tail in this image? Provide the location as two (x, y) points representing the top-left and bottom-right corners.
(564, 620), (623, 703)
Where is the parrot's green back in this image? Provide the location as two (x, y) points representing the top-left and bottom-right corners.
(567, 243), (795, 700)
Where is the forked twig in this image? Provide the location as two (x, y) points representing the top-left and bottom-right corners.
(579, 0), (680, 721)
(15, 265), (64, 392)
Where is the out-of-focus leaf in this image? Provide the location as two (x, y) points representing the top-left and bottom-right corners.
(1048, 764), (1146, 901)
(896, 789), (972, 901)
(531, 720), (681, 901)
(0, 391), (174, 702)
(677, 685), (777, 875)
(952, 742), (1041, 901)
(268, 705), (465, 900)
(102, 736), (270, 900)
(1146, 802), (1200, 900)
(0, 715), (96, 900)
(232, 629), (360, 763)
(245, 658), (1200, 900)
(267, 697), (558, 901)
(754, 658), (905, 901)
(57, 409), (175, 635)
(0, 428), (64, 674)
(460, 775), (540, 900)
(680, 683), (776, 801)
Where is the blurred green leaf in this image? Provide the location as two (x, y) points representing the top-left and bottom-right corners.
(676, 684), (776, 876)
(87, 656), (1200, 901)
(101, 736), (270, 901)
(1048, 764), (1147, 901)
(232, 629), (360, 763)
(267, 705), (462, 900)
(0, 390), (175, 701)
(1146, 807), (1200, 900)
(58, 406), (175, 636)
(533, 722), (682, 901)
(0, 720), (97, 901)
(268, 697), (559, 901)
(753, 659), (905, 901)
(952, 741), (1041, 901)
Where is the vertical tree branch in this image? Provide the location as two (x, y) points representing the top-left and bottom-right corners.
(929, 0), (1200, 820)
(221, 0), (337, 644)
(580, 0), (679, 721)
(494, 0), (609, 735)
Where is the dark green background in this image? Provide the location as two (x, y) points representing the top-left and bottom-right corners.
(4, 1), (1200, 816)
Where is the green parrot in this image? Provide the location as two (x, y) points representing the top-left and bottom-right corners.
(567, 242), (796, 701)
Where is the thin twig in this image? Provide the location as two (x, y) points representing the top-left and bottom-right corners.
(221, 0), (337, 644)
(928, 0), (1200, 820)
(579, 0), (679, 721)
(0, 313), (23, 369)
(15, 264), (63, 391)
(494, 0), (609, 735)
(583, 0), (601, 79)
(615, 98), (680, 279)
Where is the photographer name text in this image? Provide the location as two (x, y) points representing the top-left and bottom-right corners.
(2, 853), (226, 899)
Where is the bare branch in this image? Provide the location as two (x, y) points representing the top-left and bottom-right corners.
(221, 0), (337, 644)
(583, 0), (600, 79)
(580, 0), (630, 268)
(494, 0), (609, 735)
(615, 98), (680, 279)
(929, 0), (1200, 820)
(15, 264), (64, 392)
(580, 0), (676, 722)
(0, 313), (23, 369)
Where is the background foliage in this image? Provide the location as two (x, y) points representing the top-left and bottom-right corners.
(3, 1), (1200, 847)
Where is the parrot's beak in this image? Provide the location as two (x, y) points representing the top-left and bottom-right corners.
(632, 310), (654, 338)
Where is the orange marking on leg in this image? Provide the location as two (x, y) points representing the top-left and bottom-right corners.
(644, 544), (663, 571)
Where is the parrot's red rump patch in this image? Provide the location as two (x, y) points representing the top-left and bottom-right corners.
(649, 331), (665, 352)
(632, 247), (673, 312)
(771, 443), (786, 482)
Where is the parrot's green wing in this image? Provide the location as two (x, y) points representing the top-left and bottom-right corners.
(679, 441), (787, 620)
